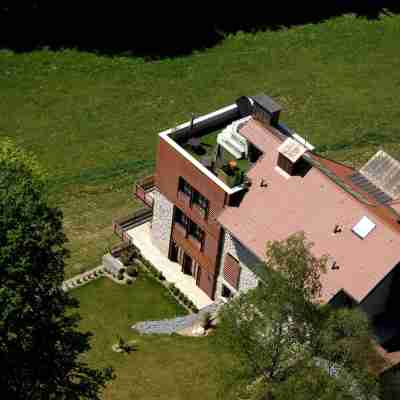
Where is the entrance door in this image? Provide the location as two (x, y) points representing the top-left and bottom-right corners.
(196, 265), (202, 286)
(169, 241), (179, 262)
(182, 253), (193, 276)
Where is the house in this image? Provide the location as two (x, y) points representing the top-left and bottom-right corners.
(117, 94), (400, 371)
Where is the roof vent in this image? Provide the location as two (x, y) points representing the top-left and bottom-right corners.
(251, 94), (282, 126)
(352, 216), (376, 239)
(277, 137), (307, 176)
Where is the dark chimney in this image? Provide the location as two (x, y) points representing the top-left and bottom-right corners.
(251, 94), (282, 127)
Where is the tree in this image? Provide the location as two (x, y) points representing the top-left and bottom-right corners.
(217, 232), (385, 400)
(0, 139), (113, 399)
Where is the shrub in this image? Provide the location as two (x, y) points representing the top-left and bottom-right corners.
(126, 265), (138, 277)
(120, 244), (140, 266)
(168, 283), (176, 292)
(200, 312), (212, 329)
(156, 271), (164, 280)
(126, 278), (133, 285)
(117, 271), (124, 280)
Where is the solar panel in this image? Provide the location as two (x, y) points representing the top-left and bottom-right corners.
(360, 150), (400, 199)
(350, 172), (393, 205)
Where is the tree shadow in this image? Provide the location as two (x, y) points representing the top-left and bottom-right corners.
(0, 2), (399, 58)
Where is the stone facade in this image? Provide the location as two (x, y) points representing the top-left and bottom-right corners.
(151, 190), (174, 256)
(216, 230), (259, 298)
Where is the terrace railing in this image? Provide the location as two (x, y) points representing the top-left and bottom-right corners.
(134, 175), (156, 208)
(113, 207), (153, 241)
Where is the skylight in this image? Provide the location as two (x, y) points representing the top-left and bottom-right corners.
(352, 216), (376, 239)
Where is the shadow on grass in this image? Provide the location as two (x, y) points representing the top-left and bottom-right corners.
(1, 2), (399, 58)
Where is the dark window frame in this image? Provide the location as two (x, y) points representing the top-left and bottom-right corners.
(178, 177), (192, 198)
(174, 207), (189, 229)
(193, 190), (209, 211)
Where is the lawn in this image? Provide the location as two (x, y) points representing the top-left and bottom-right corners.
(1, 14), (400, 276)
(72, 275), (236, 400)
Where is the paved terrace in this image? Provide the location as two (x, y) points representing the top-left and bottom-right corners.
(126, 222), (213, 309)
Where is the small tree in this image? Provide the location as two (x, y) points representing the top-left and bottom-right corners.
(217, 232), (385, 400)
(0, 140), (114, 399)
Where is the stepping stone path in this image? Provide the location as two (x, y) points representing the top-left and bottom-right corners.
(61, 266), (105, 292)
(132, 302), (220, 335)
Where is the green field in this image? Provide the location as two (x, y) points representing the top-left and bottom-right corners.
(1, 14), (400, 276)
(73, 276), (235, 400)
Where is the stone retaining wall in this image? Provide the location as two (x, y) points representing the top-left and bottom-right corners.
(151, 190), (174, 256)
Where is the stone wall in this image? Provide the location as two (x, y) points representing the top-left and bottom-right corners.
(151, 189), (174, 256)
(216, 230), (259, 298)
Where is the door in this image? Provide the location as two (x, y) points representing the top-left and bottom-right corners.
(196, 264), (202, 286)
(169, 241), (179, 262)
(182, 253), (193, 276)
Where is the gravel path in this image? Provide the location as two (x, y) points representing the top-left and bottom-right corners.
(132, 302), (220, 335)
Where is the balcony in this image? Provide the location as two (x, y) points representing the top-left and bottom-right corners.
(173, 126), (255, 189)
(134, 175), (155, 208)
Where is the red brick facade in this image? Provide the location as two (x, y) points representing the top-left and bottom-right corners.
(155, 137), (228, 298)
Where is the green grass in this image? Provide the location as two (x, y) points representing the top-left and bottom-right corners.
(72, 275), (235, 400)
(1, 14), (400, 276)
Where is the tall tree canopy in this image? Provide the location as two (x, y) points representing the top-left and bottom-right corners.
(0, 139), (113, 399)
(218, 232), (386, 400)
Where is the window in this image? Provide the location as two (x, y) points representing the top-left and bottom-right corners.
(193, 191), (209, 211)
(178, 177), (209, 213)
(188, 220), (204, 243)
(178, 177), (192, 197)
(175, 208), (189, 228)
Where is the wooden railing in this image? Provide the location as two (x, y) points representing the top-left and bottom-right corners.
(134, 175), (156, 208)
(113, 207), (153, 241)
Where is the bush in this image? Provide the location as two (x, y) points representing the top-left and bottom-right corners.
(200, 312), (212, 329)
(168, 283), (176, 293)
(126, 278), (133, 285)
(126, 265), (138, 277)
(120, 244), (140, 266)
(117, 271), (124, 280)
(156, 271), (165, 281)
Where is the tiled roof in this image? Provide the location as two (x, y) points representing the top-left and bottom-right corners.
(218, 118), (400, 303)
